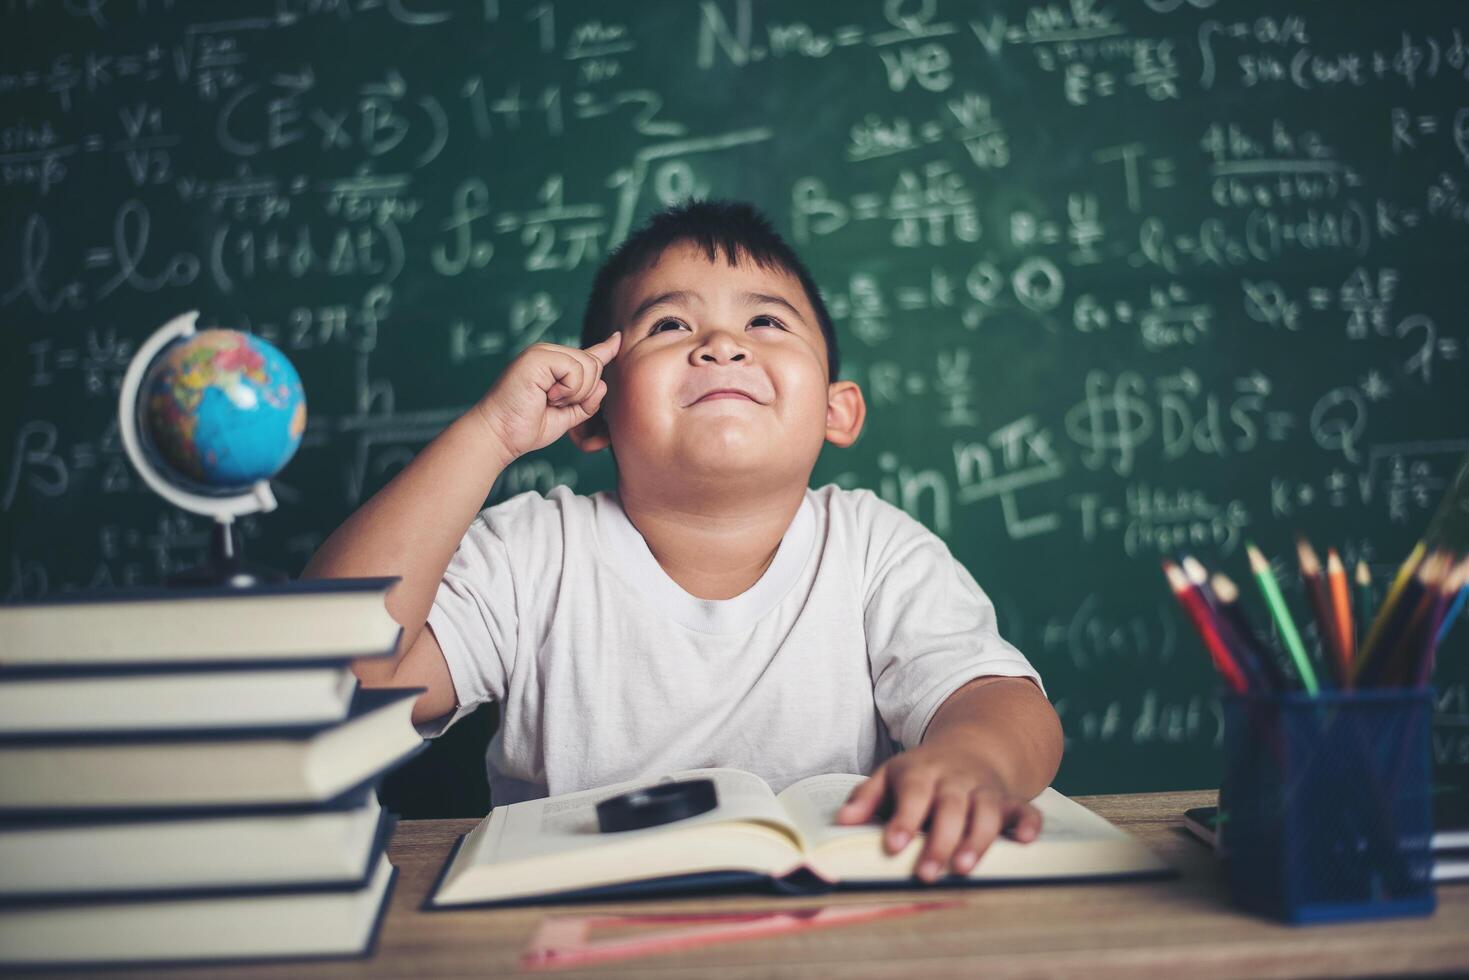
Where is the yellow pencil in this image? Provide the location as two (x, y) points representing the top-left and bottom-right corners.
(1359, 551), (1446, 686)
(1358, 541), (1425, 668)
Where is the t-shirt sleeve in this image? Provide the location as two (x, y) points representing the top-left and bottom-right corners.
(414, 510), (520, 739)
(863, 506), (1045, 750)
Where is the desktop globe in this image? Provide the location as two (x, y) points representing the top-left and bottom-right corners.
(139, 329), (306, 493)
(118, 311), (307, 586)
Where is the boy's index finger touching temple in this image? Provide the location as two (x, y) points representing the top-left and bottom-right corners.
(586, 330), (621, 365)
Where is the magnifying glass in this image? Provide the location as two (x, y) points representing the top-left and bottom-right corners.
(596, 778), (719, 833)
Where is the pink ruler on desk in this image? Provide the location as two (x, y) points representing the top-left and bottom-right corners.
(520, 899), (959, 970)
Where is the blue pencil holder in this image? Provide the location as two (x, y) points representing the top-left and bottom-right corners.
(1218, 689), (1436, 925)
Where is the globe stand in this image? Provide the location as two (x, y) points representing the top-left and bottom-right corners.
(118, 310), (301, 591)
(166, 519), (285, 589)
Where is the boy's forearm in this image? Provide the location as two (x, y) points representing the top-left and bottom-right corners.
(300, 410), (513, 673)
(920, 676), (1063, 800)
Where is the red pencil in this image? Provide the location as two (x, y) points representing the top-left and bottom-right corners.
(1164, 560), (1249, 693)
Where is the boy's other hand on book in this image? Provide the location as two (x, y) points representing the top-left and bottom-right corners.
(834, 746), (1043, 883)
(472, 332), (622, 464)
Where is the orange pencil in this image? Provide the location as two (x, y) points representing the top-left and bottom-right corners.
(1296, 536), (1345, 687)
(1326, 548), (1355, 685)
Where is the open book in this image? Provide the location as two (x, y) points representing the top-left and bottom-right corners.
(428, 768), (1170, 907)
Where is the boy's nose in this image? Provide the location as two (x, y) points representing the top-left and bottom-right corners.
(693, 329), (747, 363)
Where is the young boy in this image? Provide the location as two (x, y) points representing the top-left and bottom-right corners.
(303, 201), (1062, 883)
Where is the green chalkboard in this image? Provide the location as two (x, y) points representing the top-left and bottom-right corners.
(4, 1), (1469, 813)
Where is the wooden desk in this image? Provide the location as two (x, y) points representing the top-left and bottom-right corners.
(35, 790), (1469, 978)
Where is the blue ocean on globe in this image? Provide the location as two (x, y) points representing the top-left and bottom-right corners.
(138, 329), (307, 494)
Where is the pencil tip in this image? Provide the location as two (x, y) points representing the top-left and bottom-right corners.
(1211, 573), (1238, 602)
(1295, 537), (1321, 573)
(1181, 555), (1208, 584)
(1450, 556), (1469, 591)
(1163, 563), (1187, 590)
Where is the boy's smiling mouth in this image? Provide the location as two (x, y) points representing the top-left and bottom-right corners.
(685, 382), (766, 406)
(691, 388), (760, 405)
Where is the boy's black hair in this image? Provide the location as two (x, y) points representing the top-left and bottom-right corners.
(580, 199), (839, 380)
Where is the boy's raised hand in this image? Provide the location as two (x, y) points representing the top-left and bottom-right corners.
(834, 744), (1043, 883)
(472, 332), (621, 464)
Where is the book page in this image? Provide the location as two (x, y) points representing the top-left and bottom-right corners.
(776, 773), (881, 851)
(777, 780), (1170, 883)
(471, 767), (801, 864)
(432, 767), (812, 905)
(1022, 788), (1146, 842)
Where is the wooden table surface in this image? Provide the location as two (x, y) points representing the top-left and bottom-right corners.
(29, 790), (1469, 978)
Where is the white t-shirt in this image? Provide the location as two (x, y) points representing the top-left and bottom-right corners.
(422, 483), (1043, 805)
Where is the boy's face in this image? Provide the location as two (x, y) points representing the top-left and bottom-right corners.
(570, 242), (864, 494)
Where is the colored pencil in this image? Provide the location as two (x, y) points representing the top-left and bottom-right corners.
(1359, 541), (1425, 668)
(1296, 536), (1346, 688)
(1210, 571), (1290, 692)
(1246, 543), (1319, 695)
(1355, 560), (1374, 656)
(1384, 554), (1450, 686)
(1419, 558), (1469, 686)
(1357, 552), (1441, 688)
(1182, 556), (1269, 692)
(1327, 548), (1355, 678)
(1391, 554), (1457, 687)
(1437, 578), (1469, 649)
(1163, 561), (1248, 693)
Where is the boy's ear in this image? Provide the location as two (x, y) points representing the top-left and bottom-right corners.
(568, 411), (612, 453)
(824, 380), (866, 448)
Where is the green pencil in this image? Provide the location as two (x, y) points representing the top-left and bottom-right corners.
(1247, 543), (1320, 695)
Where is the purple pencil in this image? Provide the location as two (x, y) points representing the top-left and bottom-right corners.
(1415, 557), (1469, 687)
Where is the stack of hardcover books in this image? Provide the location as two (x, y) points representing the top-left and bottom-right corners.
(0, 577), (424, 969)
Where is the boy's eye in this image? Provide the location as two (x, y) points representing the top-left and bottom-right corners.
(648, 315), (786, 334)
